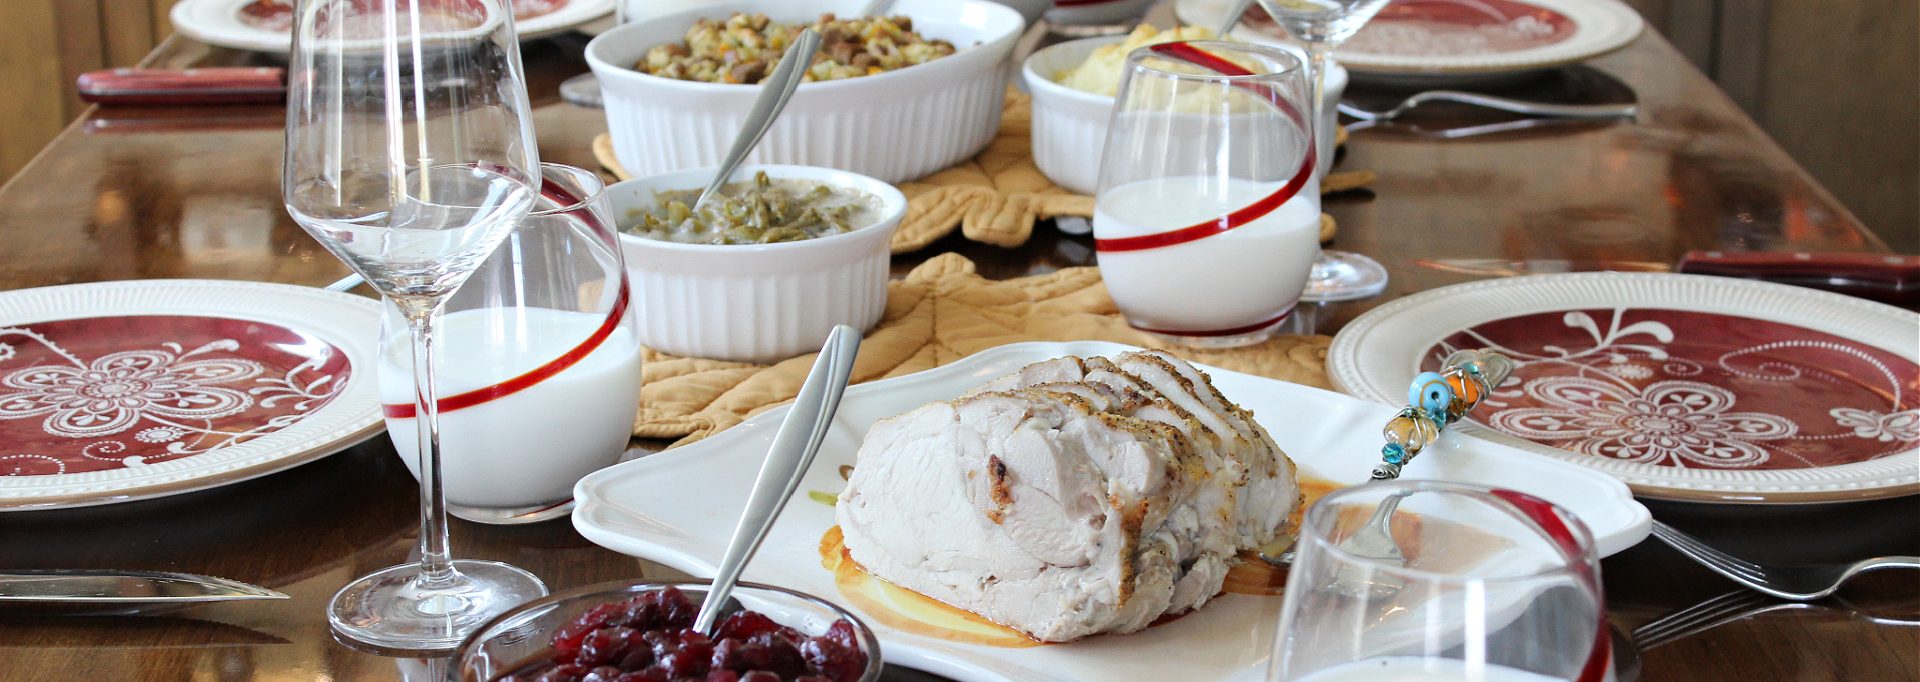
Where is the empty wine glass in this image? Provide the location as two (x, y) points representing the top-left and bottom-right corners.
(377, 164), (642, 526)
(1271, 481), (1612, 681)
(1093, 41), (1320, 348)
(1258, 0), (1391, 302)
(282, 0), (548, 651)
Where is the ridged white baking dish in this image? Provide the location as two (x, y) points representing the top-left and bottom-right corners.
(1023, 35), (1349, 195)
(585, 0), (1025, 184)
(606, 165), (905, 364)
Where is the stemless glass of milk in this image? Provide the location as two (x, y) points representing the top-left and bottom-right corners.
(1270, 481), (1611, 682)
(1093, 40), (1320, 348)
(379, 164), (643, 525)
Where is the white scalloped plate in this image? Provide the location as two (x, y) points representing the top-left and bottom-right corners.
(1330, 273), (1920, 504)
(1177, 0), (1642, 82)
(573, 341), (1649, 682)
(0, 280), (382, 510)
(169, 0), (614, 54)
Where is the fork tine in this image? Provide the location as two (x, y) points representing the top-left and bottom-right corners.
(1653, 523), (1766, 579)
(1632, 591), (1771, 650)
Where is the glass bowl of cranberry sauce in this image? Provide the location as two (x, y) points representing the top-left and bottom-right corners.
(450, 579), (883, 682)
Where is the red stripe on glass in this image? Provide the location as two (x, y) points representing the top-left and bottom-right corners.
(1490, 488), (1612, 682)
(386, 169), (632, 420)
(383, 279), (630, 419)
(1094, 42), (1316, 254)
(1128, 305), (1293, 338)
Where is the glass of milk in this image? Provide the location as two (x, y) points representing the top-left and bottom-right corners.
(1093, 40), (1320, 348)
(1270, 481), (1610, 682)
(379, 164), (644, 525)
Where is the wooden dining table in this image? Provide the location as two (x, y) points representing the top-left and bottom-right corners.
(0, 11), (1914, 682)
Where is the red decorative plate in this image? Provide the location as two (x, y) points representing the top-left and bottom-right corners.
(0, 280), (382, 510)
(1330, 273), (1920, 504)
(1176, 0), (1644, 80)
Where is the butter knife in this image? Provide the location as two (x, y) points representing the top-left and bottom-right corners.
(0, 570), (288, 605)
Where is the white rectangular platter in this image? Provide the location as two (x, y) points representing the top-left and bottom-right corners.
(574, 341), (1651, 682)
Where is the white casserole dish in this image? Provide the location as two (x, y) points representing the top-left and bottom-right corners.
(607, 164), (906, 364)
(586, 0), (1026, 184)
(1023, 35), (1348, 195)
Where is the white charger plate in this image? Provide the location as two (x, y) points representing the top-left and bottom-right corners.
(1177, 0), (1642, 83)
(1329, 273), (1920, 504)
(573, 340), (1650, 682)
(170, 0), (614, 54)
(0, 280), (382, 510)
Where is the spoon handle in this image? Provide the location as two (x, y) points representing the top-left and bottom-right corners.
(693, 325), (862, 633)
(692, 28), (824, 210)
(1213, 0), (1256, 37)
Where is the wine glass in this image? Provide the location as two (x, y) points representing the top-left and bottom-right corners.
(1271, 481), (1612, 681)
(1257, 0), (1392, 302)
(282, 0), (548, 651)
(1093, 40), (1320, 348)
(378, 164), (642, 526)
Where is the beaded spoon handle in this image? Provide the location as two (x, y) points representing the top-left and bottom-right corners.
(1373, 348), (1515, 480)
(1324, 349), (1516, 574)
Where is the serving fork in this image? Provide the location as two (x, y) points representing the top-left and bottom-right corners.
(1650, 521), (1920, 601)
(1338, 91), (1638, 123)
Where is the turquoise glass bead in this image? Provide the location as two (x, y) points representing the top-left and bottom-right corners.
(1409, 371), (1454, 419)
(1382, 442), (1407, 464)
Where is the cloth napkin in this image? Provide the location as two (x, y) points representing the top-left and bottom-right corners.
(633, 253), (1331, 446)
(591, 92), (1374, 254)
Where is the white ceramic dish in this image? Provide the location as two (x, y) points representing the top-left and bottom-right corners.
(1045, 0), (1155, 26)
(573, 341), (1651, 682)
(1177, 0), (1642, 84)
(1023, 35), (1347, 196)
(586, 0), (1024, 185)
(605, 164), (906, 364)
(0, 280), (383, 510)
(169, 0), (614, 54)
(1329, 273), (1920, 504)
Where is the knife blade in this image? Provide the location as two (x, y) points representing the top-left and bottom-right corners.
(1416, 251), (1920, 310)
(77, 67), (288, 106)
(0, 570), (287, 604)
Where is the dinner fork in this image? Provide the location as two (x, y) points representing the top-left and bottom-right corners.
(1338, 92), (1637, 123)
(1631, 589), (1920, 652)
(1650, 521), (1920, 601)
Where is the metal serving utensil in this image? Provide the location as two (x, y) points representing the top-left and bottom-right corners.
(692, 324), (862, 634)
(690, 28), (824, 213)
(1213, 0), (1258, 36)
(0, 569), (287, 606)
(1331, 349), (1514, 569)
(1650, 521), (1920, 601)
(1338, 92), (1637, 123)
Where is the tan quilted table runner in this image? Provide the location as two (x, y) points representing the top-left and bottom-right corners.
(634, 253), (1331, 446)
(591, 92), (1372, 254)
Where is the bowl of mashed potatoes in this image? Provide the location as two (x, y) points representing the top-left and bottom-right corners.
(1023, 25), (1347, 195)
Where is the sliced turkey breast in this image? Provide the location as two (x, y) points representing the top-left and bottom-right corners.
(836, 352), (1302, 642)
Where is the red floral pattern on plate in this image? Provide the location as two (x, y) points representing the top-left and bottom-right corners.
(1248, 0), (1577, 57)
(0, 316), (350, 476)
(1424, 309), (1920, 470)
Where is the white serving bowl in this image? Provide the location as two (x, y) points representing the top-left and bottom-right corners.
(1045, 0), (1154, 26)
(586, 0), (1025, 185)
(1024, 35), (1349, 195)
(607, 165), (906, 364)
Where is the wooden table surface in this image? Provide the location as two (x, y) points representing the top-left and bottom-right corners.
(0, 17), (1915, 682)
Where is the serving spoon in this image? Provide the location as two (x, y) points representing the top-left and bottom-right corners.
(692, 324), (862, 634)
(690, 27), (824, 212)
(1213, 0), (1257, 37)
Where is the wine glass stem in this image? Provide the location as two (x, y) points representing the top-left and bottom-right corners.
(1304, 38), (1333, 268)
(405, 304), (456, 587)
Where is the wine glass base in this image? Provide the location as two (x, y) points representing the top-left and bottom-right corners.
(1302, 250), (1389, 302)
(327, 560), (547, 652)
(1138, 318), (1285, 349)
(559, 73), (604, 109)
(448, 499), (575, 526)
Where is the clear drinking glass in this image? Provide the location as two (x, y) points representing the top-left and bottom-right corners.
(1093, 40), (1320, 348)
(1257, 0), (1392, 302)
(378, 164), (642, 526)
(1271, 481), (1612, 682)
(281, 0), (548, 651)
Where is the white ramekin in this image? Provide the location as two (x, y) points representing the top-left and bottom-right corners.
(586, 0), (1025, 185)
(1024, 36), (1350, 195)
(607, 165), (906, 364)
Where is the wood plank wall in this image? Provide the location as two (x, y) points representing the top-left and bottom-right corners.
(0, 0), (174, 180)
(1, 0), (1915, 250)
